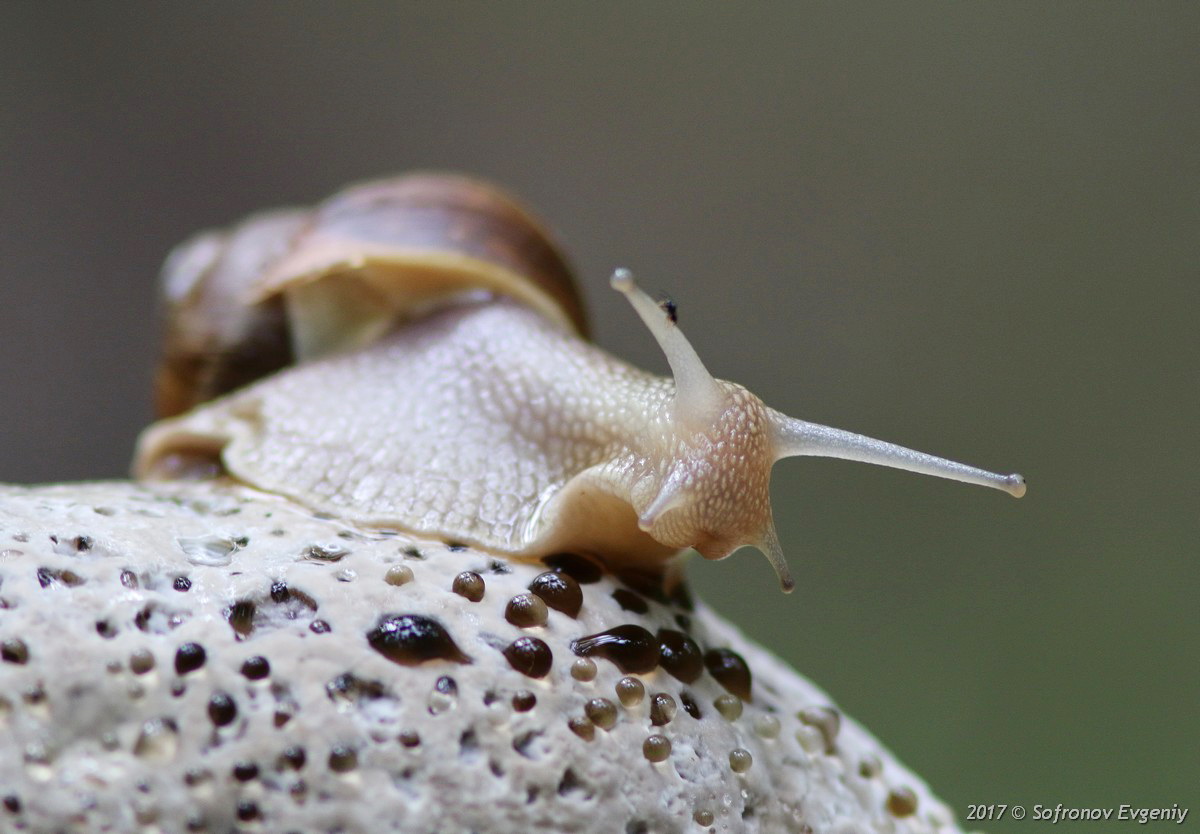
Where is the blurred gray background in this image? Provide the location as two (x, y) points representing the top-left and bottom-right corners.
(1, 3), (1196, 829)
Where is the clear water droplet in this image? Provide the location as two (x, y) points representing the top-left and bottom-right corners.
(177, 534), (242, 566)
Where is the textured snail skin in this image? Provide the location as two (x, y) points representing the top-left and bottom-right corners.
(137, 298), (767, 572)
(0, 480), (963, 833)
(137, 275), (1024, 594)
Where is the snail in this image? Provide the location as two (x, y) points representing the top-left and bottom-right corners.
(135, 172), (1025, 592)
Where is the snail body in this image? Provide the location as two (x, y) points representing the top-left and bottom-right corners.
(136, 174), (1025, 592)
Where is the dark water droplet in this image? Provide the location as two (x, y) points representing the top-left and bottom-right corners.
(120, 570), (139, 589)
(174, 642), (206, 675)
(270, 581), (290, 602)
(680, 690), (702, 719)
(367, 614), (471, 666)
(435, 675), (458, 696)
(614, 568), (668, 603)
(667, 581), (694, 611)
(225, 599), (256, 637)
(502, 636), (552, 678)
(704, 648), (752, 700)
(241, 655), (270, 679)
(278, 746), (306, 770)
(611, 588), (649, 614)
(129, 650), (155, 675)
(285, 586), (318, 611)
(207, 693), (238, 726)
(447, 542), (469, 552)
(656, 295), (678, 323)
(571, 625), (659, 674)
(887, 788), (918, 817)
(513, 729), (541, 758)
(643, 734), (672, 762)
(452, 571), (485, 602)
(657, 629), (703, 683)
(512, 690), (537, 712)
(557, 768), (585, 795)
(649, 692), (677, 726)
(172, 576), (192, 592)
(542, 553), (603, 584)
(1, 639), (28, 664)
(459, 728), (479, 755)
(568, 717), (594, 741)
(236, 801), (260, 822)
(328, 746), (358, 772)
(232, 761), (259, 782)
(584, 698), (617, 730)
(399, 730), (421, 748)
(505, 593), (548, 627)
(529, 571), (582, 617)
(309, 619), (331, 634)
(183, 769), (210, 787)
(74, 535), (93, 552)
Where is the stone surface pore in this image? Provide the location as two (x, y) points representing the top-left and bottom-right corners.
(0, 480), (963, 833)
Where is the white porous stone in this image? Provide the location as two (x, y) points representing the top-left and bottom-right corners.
(0, 480), (964, 834)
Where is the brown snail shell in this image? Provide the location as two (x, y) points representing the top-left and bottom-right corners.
(154, 209), (306, 418)
(154, 172), (584, 417)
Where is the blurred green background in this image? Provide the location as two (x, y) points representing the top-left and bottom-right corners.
(1, 3), (1196, 830)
